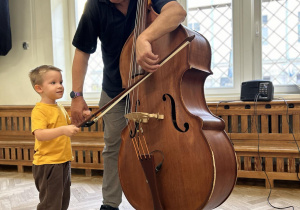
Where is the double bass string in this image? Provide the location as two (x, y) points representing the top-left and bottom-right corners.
(125, 0), (144, 117)
(125, 0), (139, 118)
(131, 128), (151, 159)
(132, 0), (147, 109)
(131, 137), (140, 159)
(136, 0), (152, 158)
(125, 0), (150, 158)
(125, 0), (141, 120)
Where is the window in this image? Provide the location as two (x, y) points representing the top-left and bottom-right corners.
(262, 15), (268, 45)
(187, 0), (233, 88)
(188, 22), (200, 32)
(70, 0), (300, 101)
(261, 0), (300, 86)
(186, 0), (300, 98)
(75, 0), (103, 96)
(262, 27), (269, 45)
(298, 12), (300, 42)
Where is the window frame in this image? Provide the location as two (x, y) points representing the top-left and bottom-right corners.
(63, 0), (300, 103)
(254, 0), (299, 96)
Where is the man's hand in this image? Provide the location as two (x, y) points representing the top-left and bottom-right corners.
(71, 97), (91, 126)
(135, 1), (186, 73)
(136, 36), (160, 73)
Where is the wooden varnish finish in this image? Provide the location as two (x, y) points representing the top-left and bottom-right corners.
(118, 5), (237, 209)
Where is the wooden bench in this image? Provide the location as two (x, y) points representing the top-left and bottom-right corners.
(1, 101), (300, 186)
(207, 100), (300, 188)
(0, 105), (104, 176)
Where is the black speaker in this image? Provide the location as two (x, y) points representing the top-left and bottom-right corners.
(240, 80), (274, 101)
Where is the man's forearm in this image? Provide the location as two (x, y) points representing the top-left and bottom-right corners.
(72, 49), (90, 92)
(139, 1), (187, 43)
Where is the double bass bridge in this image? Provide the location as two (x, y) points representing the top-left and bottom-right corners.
(125, 112), (164, 123)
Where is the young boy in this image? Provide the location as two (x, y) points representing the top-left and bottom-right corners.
(29, 65), (79, 210)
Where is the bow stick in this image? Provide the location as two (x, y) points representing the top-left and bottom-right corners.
(77, 35), (195, 128)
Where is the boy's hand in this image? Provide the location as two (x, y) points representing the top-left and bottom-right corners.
(34, 125), (80, 141)
(63, 125), (80, 137)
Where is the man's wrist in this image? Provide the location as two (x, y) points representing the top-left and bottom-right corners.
(70, 91), (83, 99)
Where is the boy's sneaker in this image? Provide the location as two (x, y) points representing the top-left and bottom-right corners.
(100, 205), (119, 210)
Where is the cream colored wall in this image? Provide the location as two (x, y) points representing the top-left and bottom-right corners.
(0, 0), (54, 105)
(0, 0), (188, 106)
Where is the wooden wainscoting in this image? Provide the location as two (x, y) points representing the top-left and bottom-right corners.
(1, 100), (300, 186)
(207, 100), (300, 188)
(0, 105), (104, 176)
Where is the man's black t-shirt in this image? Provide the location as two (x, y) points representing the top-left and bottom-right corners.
(72, 0), (175, 98)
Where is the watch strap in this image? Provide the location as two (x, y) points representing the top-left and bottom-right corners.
(70, 91), (83, 98)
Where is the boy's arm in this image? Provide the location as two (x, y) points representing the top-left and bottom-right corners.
(33, 125), (79, 141)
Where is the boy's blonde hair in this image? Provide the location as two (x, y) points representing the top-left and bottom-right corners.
(29, 65), (62, 89)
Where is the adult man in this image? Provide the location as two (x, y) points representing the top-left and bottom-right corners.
(71, 0), (186, 209)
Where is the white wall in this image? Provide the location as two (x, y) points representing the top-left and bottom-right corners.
(0, 0), (187, 106)
(0, 0), (54, 105)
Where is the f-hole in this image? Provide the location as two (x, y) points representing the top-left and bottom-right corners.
(162, 94), (189, 133)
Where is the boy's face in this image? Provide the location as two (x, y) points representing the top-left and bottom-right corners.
(35, 70), (64, 104)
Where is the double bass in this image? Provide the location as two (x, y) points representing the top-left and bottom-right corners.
(118, 0), (237, 209)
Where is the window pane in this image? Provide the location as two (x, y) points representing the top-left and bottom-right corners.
(76, 0), (103, 93)
(261, 0), (300, 85)
(187, 0), (233, 88)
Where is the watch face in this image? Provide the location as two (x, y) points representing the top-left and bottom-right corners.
(70, 91), (75, 98)
(70, 91), (82, 98)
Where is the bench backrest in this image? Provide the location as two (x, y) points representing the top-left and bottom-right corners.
(0, 105), (104, 141)
(207, 100), (300, 149)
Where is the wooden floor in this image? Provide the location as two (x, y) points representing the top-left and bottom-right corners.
(0, 166), (300, 210)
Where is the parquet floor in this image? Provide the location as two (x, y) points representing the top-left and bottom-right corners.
(0, 166), (300, 210)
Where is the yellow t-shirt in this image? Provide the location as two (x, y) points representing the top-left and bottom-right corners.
(31, 102), (73, 165)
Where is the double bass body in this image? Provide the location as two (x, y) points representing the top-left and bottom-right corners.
(118, 7), (237, 210)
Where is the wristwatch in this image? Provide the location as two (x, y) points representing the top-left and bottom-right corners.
(70, 91), (83, 99)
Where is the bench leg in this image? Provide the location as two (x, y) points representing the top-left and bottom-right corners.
(17, 165), (24, 173)
(265, 178), (274, 189)
(85, 169), (92, 177)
